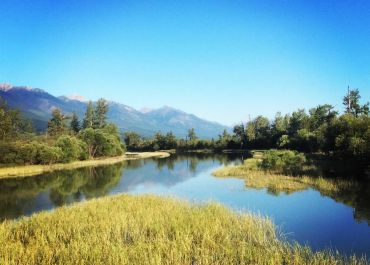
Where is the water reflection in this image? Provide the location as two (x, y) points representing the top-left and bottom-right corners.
(0, 153), (369, 256)
(0, 153), (242, 220)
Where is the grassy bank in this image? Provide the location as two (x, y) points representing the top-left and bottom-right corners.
(0, 152), (170, 179)
(0, 195), (366, 265)
(213, 149), (357, 195)
(213, 165), (356, 195)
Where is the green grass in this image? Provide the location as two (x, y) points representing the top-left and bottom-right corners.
(213, 150), (356, 195)
(0, 152), (170, 179)
(0, 195), (367, 265)
(213, 165), (356, 195)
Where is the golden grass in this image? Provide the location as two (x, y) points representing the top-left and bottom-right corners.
(213, 163), (357, 195)
(0, 152), (170, 179)
(0, 194), (366, 265)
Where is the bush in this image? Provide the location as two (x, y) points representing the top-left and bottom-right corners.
(18, 141), (39, 165)
(37, 145), (62, 165)
(56, 135), (87, 163)
(260, 150), (306, 175)
(79, 125), (125, 158)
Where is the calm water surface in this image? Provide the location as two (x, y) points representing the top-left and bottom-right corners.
(1, 154), (369, 257)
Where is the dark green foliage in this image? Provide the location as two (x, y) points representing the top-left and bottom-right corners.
(123, 131), (142, 151)
(70, 113), (80, 134)
(233, 124), (246, 148)
(0, 98), (32, 140)
(47, 108), (67, 136)
(37, 145), (63, 165)
(260, 150), (307, 175)
(18, 142), (39, 165)
(56, 136), (87, 163)
(123, 88), (369, 172)
(153, 131), (177, 150)
(79, 124), (124, 159)
(0, 98), (125, 166)
(343, 88), (369, 117)
(82, 101), (94, 129)
(93, 98), (108, 129)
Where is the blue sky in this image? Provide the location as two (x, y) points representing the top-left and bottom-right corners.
(1, 0), (369, 125)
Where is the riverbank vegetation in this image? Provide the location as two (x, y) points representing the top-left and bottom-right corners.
(0, 152), (169, 179)
(124, 88), (369, 176)
(0, 194), (367, 265)
(213, 150), (357, 195)
(0, 98), (125, 166)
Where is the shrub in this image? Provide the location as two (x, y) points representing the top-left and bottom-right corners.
(18, 141), (39, 165)
(56, 135), (86, 163)
(37, 145), (62, 165)
(79, 125), (125, 158)
(260, 150), (306, 175)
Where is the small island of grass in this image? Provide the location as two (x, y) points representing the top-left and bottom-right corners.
(213, 150), (357, 195)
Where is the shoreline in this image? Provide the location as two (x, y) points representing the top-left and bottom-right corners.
(0, 151), (170, 179)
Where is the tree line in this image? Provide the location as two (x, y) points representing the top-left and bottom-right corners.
(124, 88), (369, 161)
(0, 99), (124, 165)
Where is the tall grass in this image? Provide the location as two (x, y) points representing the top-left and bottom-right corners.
(0, 152), (170, 179)
(0, 195), (366, 264)
(213, 165), (357, 195)
(213, 150), (357, 195)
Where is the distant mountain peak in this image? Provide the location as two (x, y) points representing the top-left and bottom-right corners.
(0, 84), (230, 138)
(140, 107), (154, 113)
(0, 84), (47, 94)
(150, 105), (186, 114)
(61, 94), (87, 102)
(0, 83), (13, 91)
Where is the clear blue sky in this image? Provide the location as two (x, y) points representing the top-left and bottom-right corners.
(1, 0), (369, 125)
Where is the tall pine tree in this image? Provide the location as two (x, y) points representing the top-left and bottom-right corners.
(82, 101), (94, 129)
(70, 112), (80, 133)
(47, 108), (66, 136)
(93, 98), (108, 129)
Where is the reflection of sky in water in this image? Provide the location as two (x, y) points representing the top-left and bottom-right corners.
(0, 155), (369, 257)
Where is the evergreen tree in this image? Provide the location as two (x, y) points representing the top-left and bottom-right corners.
(93, 98), (108, 129)
(343, 88), (369, 117)
(82, 101), (94, 129)
(70, 112), (80, 133)
(187, 128), (197, 141)
(47, 108), (66, 136)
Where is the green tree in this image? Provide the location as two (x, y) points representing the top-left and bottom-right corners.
(37, 145), (62, 165)
(164, 131), (177, 149)
(70, 112), (80, 134)
(47, 108), (67, 136)
(82, 101), (94, 129)
(343, 88), (369, 117)
(79, 125), (124, 158)
(124, 131), (142, 151)
(187, 128), (197, 141)
(0, 98), (32, 140)
(56, 135), (86, 163)
(233, 124), (246, 148)
(93, 98), (109, 129)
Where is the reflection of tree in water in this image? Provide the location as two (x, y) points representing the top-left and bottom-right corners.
(49, 163), (125, 205)
(125, 159), (144, 170)
(159, 152), (246, 172)
(307, 156), (370, 225)
(319, 182), (370, 226)
(0, 163), (125, 220)
(155, 156), (175, 171)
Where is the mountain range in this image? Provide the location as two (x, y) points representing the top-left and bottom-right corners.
(0, 84), (228, 139)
